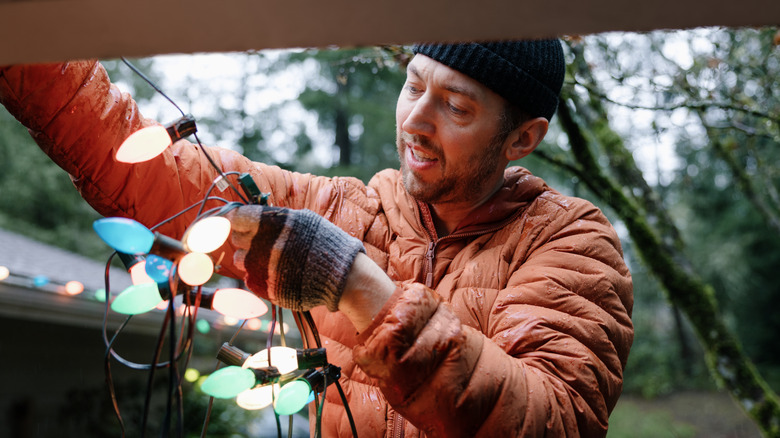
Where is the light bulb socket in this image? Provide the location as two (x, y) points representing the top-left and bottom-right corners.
(297, 348), (328, 370)
(117, 252), (145, 271)
(156, 278), (187, 301)
(165, 114), (197, 142)
(150, 232), (187, 261)
(190, 288), (216, 311)
(216, 342), (251, 367)
(300, 364), (341, 394)
(252, 366), (281, 386)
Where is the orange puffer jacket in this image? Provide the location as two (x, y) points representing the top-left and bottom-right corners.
(0, 60), (633, 437)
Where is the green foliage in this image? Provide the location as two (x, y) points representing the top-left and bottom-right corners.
(282, 47), (406, 181)
(607, 402), (697, 438)
(0, 107), (105, 258)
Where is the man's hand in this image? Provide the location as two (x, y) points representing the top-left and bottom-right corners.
(228, 205), (365, 312)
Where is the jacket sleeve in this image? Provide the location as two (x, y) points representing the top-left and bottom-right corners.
(0, 61), (379, 279)
(353, 198), (633, 438)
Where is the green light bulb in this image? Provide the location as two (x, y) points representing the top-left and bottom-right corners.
(201, 366), (256, 399)
(196, 319), (211, 334)
(274, 380), (312, 415)
(110, 283), (163, 315)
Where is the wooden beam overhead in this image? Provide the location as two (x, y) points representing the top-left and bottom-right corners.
(0, 0), (777, 65)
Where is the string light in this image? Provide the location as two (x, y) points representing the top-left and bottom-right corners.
(64, 280), (84, 295)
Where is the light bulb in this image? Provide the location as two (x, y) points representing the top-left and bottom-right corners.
(245, 347), (299, 374)
(65, 281), (84, 295)
(236, 384), (280, 410)
(115, 125), (172, 163)
(129, 261), (155, 285)
(211, 288), (268, 319)
(33, 275), (49, 287)
(200, 366), (257, 399)
(94, 288), (108, 302)
(184, 368), (201, 383)
(0, 266), (9, 281)
(178, 252), (213, 286)
(145, 254), (173, 283)
(196, 319), (211, 334)
(274, 380), (312, 415)
(183, 216), (231, 253)
(111, 283), (163, 315)
(93, 217), (154, 254)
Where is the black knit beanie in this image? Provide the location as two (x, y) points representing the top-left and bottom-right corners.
(412, 40), (565, 121)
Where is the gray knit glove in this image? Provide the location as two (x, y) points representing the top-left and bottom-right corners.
(229, 205), (365, 311)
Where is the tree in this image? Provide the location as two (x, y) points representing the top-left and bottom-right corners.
(532, 30), (780, 435)
(282, 47), (406, 181)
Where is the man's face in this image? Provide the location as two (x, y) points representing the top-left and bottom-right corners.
(396, 54), (512, 206)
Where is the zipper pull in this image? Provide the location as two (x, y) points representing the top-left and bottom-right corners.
(425, 241), (435, 288)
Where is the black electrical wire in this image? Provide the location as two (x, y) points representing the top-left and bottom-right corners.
(120, 57), (249, 205)
(335, 379), (358, 438)
(162, 300), (177, 438)
(140, 304), (172, 438)
(200, 319), (247, 438)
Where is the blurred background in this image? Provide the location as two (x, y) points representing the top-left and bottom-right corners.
(1, 28), (778, 437)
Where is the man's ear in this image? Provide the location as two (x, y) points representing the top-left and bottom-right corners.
(504, 117), (549, 161)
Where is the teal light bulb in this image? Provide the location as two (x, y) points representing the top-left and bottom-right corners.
(196, 319), (211, 334)
(200, 366), (256, 399)
(93, 217), (154, 254)
(274, 380), (312, 415)
(145, 254), (173, 283)
(111, 283), (163, 315)
(33, 275), (49, 287)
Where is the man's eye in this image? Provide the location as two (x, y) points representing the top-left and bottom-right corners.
(406, 85), (422, 95)
(447, 102), (466, 115)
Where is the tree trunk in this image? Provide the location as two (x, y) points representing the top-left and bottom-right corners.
(555, 97), (780, 437)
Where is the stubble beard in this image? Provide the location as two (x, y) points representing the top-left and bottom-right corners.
(397, 131), (506, 206)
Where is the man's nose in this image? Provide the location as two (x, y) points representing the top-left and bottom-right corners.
(401, 95), (436, 137)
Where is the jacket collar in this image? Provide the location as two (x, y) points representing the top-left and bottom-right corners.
(416, 166), (548, 237)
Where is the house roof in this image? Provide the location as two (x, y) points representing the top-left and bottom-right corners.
(0, 226), (132, 293)
(0, 227), (290, 341)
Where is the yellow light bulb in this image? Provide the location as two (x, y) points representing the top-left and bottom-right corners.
(0, 266), (9, 281)
(115, 125), (172, 163)
(184, 368), (201, 383)
(184, 216), (231, 253)
(178, 252), (214, 286)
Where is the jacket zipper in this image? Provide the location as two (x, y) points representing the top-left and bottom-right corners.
(424, 241), (436, 288)
(392, 411), (405, 438)
(418, 203), (526, 289)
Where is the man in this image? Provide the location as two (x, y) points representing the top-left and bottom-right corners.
(0, 40), (633, 437)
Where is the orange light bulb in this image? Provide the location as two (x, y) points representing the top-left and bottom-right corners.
(65, 281), (84, 295)
(129, 261), (155, 285)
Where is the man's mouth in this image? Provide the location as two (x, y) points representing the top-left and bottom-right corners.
(411, 147), (437, 162)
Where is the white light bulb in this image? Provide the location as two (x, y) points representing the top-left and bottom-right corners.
(184, 216), (231, 253)
(116, 125), (172, 163)
(235, 384), (280, 410)
(244, 347), (299, 374)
